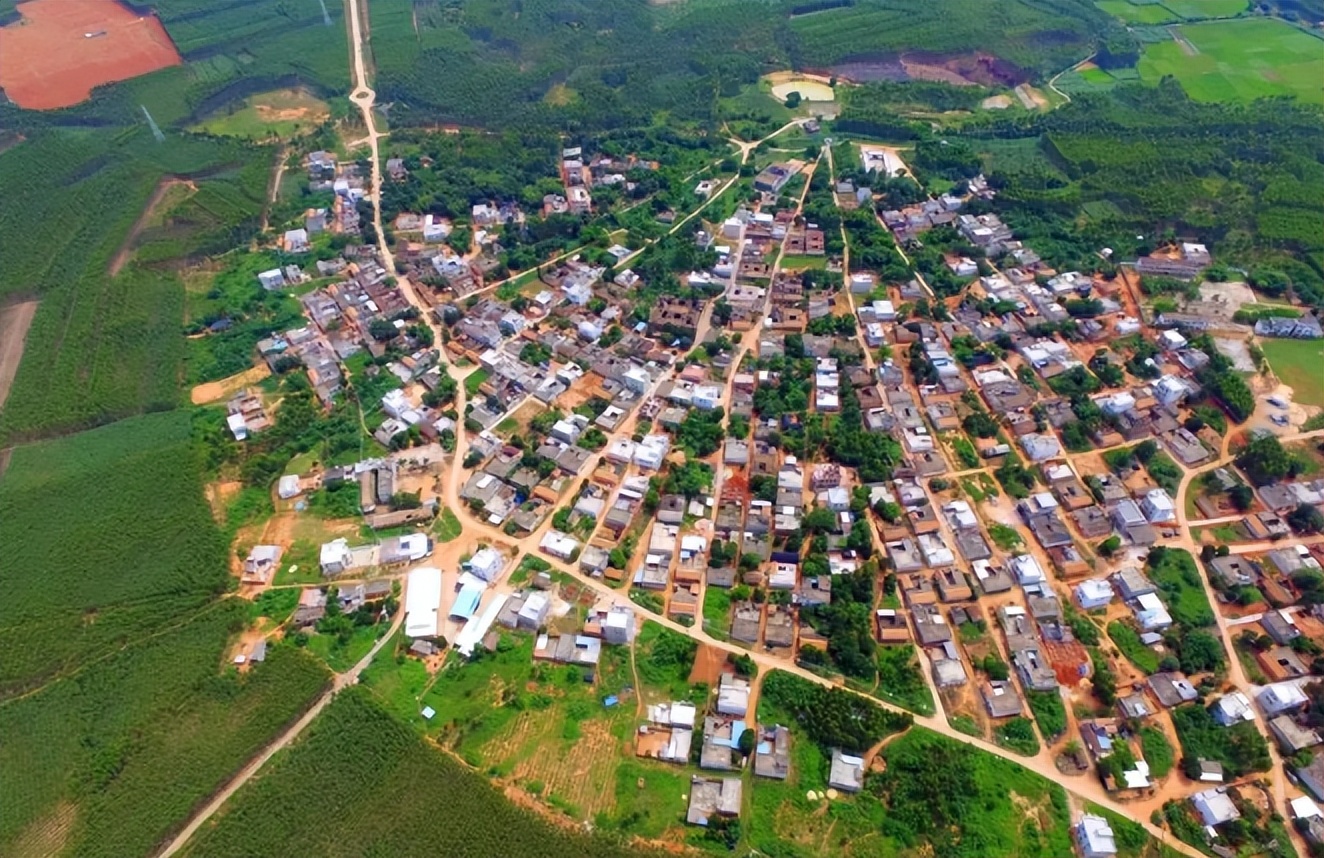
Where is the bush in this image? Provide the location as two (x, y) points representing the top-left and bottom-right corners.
(994, 717), (1040, 756)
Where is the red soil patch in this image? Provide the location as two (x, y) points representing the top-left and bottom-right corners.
(688, 644), (727, 686)
(0, 0), (182, 110)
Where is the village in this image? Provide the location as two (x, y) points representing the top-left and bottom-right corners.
(211, 121), (1324, 858)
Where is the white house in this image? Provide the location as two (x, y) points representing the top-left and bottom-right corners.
(277, 474), (302, 499)
(319, 538), (354, 575)
(1141, 488), (1176, 524)
(226, 412), (249, 441)
(1010, 554), (1045, 586)
(603, 605), (637, 644)
(539, 530), (580, 561)
(422, 214), (451, 242)
(1159, 330), (1188, 351)
(1259, 682), (1309, 716)
(1076, 814), (1117, 858)
(467, 547), (505, 582)
(257, 268), (286, 290)
(1191, 787), (1240, 828)
(693, 385), (723, 411)
(1075, 579), (1115, 611)
(1212, 692), (1255, 726)
(1134, 592), (1173, 632)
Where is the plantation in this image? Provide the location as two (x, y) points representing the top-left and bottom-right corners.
(0, 130), (272, 442)
(183, 687), (660, 858)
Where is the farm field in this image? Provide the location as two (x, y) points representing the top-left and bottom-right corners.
(192, 88), (331, 139)
(182, 687), (666, 858)
(1138, 19), (1324, 105)
(1095, 0), (1179, 24)
(0, 0), (182, 109)
(1263, 337), (1324, 407)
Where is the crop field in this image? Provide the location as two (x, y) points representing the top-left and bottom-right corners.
(182, 688), (658, 858)
(0, 0), (182, 110)
(1263, 338), (1324, 407)
(1138, 19), (1324, 105)
(1095, 0), (1179, 23)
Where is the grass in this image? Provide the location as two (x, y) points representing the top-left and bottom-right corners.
(1148, 548), (1215, 628)
(1077, 66), (1116, 84)
(634, 622), (698, 701)
(1027, 690), (1068, 740)
(464, 368), (491, 397)
(1096, 0), (1178, 23)
(779, 254), (829, 270)
(434, 507), (462, 542)
(994, 716), (1042, 756)
(873, 644), (936, 716)
(1263, 338), (1324, 407)
(1138, 19), (1324, 106)
(701, 585), (732, 641)
(1108, 621), (1161, 674)
(988, 523), (1024, 551)
(191, 88), (330, 139)
(1140, 726), (1174, 778)
(304, 623), (384, 672)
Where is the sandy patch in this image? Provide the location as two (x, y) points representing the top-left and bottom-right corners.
(0, 300), (38, 413)
(191, 365), (272, 405)
(0, 0), (181, 110)
(765, 72), (837, 102)
(981, 94), (1014, 109)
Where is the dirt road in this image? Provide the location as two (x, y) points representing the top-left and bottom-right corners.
(0, 300), (38, 414)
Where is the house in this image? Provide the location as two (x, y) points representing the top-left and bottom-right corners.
(319, 538), (354, 575)
(1148, 672), (1198, 708)
(731, 603), (761, 643)
(1300, 755), (1324, 802)
(1076, 814), (1118, 858)
(753, 724), (791, 780)
(699, 715), (744, 771)
(1140, 488), (1176, 524)
(874, 609), (911, 643)
(717, 673), (750, 717)
(242, 545), (283, 584)
(1259, 682), (1308, 716)
(1133, 592), (1172, 632)
(1270, 715), (1321, 753)
(827, 749), (865, 793)
(1262, 609), (1302, 645)
(1191, 787), (1240, 828)
(1112, 567), (1156, 601)
(1075, 579), (1115, 610)
(467, 547), (505, 582)
(602, 605), (637, 644)
(1211, 692), (1255, 726)
(983, 680), (1023, 718)
(686, 777), (742, 826)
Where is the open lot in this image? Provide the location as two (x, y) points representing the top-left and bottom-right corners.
(1263, 338), (1324, 408)
(0, 0), (182, 109)
(766, 73), (837, 103)
(1138, 19), (1324, 105)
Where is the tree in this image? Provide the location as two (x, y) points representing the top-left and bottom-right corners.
(1235, 434), (1298, 486)
(368, 318), (398, 341)
(1228, 483), (1254, 512)
(1289, 503), (1324, 535)
(784, 91), (802, 109)
(737, 727), (756, 757)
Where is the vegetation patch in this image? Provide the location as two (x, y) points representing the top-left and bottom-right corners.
(1263, 338), (1324, 407)
(1108, 621), (1161, 674)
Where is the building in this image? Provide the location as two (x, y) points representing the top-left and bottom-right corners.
(686, 777), (742, 826)
(827, 749), (865, 793)
(1259, 682), (1309, 716)
(717, 673), (751, 717)
(404, 567), (442, 638)
(1212, 692), (1255, 726)
(982, 680), (1023, 719)
(1076, 814), (1118, 858)
(1075, 579), (1115, 610)
(1191, 787), (1240, 828)
(753, 724), (791, 780)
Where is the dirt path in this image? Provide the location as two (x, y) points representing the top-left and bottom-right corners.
(0, 300), (39, 413)
(260, 146), (290, 232)
(153, 587), (405, 858)
(109, 178), (195, 276)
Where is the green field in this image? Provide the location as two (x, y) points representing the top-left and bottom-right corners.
(1096, 0), (1179, 23)
(1263, 337), (1324, 407)
(192, 88), (331, 140)
(1078, 66), (1117, 84)
(1162, 0), (1249, 17)
(1139, 19), (1324, 105)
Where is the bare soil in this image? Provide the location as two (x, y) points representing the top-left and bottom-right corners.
(190, 365), (272, 405)
(0, 300), (39, 413)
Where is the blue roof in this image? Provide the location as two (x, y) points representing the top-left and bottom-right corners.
(714, 720), (746, 749)
(450, 583), (483, 620)
(603, 695), (619, 707)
